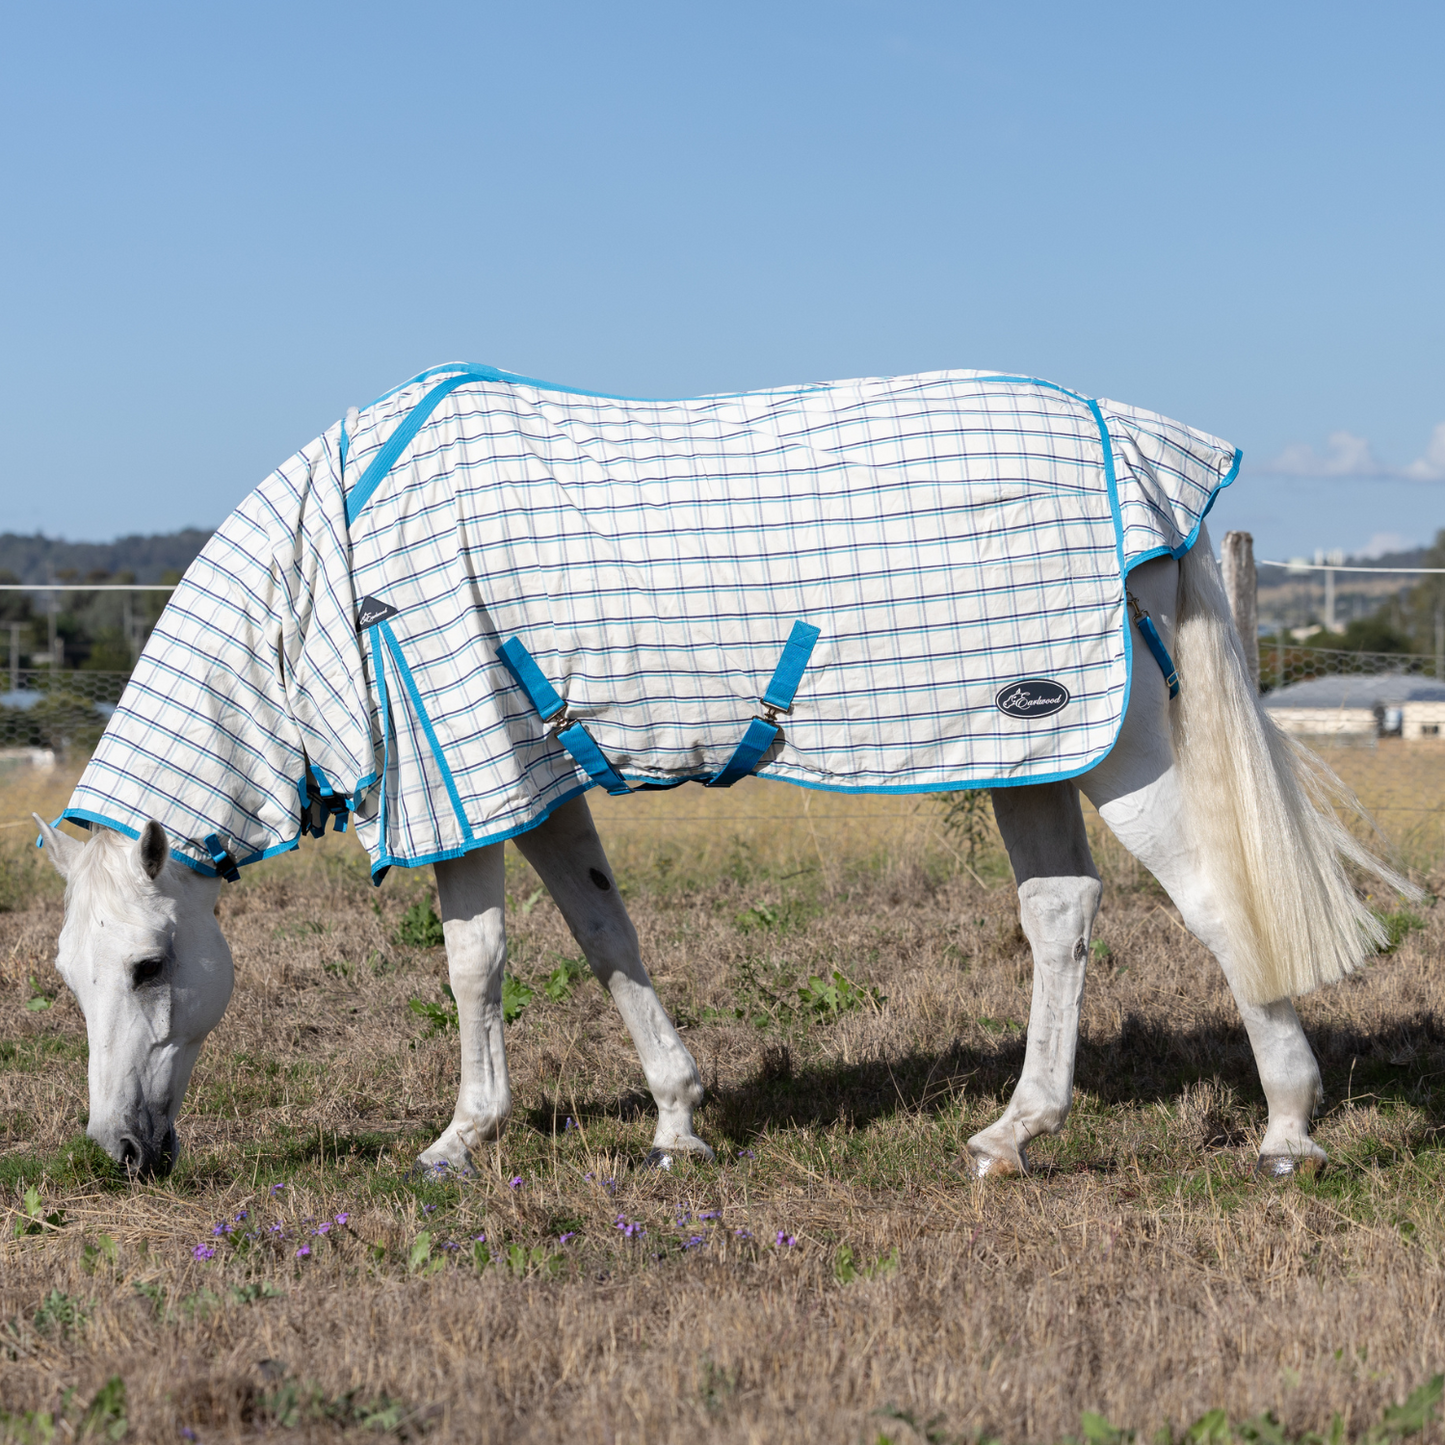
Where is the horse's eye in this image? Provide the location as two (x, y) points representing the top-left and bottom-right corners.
(131, 957), (166, 987)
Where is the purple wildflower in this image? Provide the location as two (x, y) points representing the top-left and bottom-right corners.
(737, 1148), (756, 1160)
(775, 1231), (797, 1248)
(614, 1214), (645, 1239)
(559, 1231), (577, 1245)
(508, 1175), (523, 1190)
(315, 1222), (331, 1236)
(295, 1244), (311, 1259)
(473, 1232), (487, 1242)
(603, 1178), (616, 1193)
(443, 1240), (460, 1252)
(734, 1228), (753, 1240)
(682, 1234), (707, 1250)
(269, 1222), (285, 1234)
(180, 1430), (198, 1442)
(698, 1210), (721, 1220)
(211, 1222), (226, 1236)
(583, 1172), (594, 1183)
(234, 1209), (248, 1222)
(423, 1204), (437, 1214)
(335, 1212), (350, 1226)
(192, 1243), (215, 1261)
(675, 1212), (692, 1226)
(270, 1182), (284, 1196)
(565, 1116), (577, 1131)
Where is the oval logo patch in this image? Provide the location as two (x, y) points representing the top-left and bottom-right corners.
(995, 679), (1070, 719)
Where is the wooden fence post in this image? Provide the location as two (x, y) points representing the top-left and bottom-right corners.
(1221, 531), (1260, 692)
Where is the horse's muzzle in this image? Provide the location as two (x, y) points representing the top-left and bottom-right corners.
(97, 1115), (177, 1180)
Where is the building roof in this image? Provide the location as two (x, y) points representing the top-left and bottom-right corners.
(1262, 672), (1445, 709)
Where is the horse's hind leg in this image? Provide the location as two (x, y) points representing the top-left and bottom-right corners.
(514, 796), (713, 1164)
(1079, 555), (1326, 1174)
(418, 843), (511, 1174)
(1081, 761), (1327, 1172)
(966, 782), (1102, 1177)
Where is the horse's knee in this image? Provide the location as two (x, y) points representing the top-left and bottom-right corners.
(1017, 875), (1101, 956)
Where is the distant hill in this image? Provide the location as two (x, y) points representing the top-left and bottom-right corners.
(1346, 545), (1431, 569)
(0, 530), (212, 584)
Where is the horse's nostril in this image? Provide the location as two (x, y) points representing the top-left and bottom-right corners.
(118, 1136), (142, 1171)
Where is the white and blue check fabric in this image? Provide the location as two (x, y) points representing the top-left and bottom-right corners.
(65, 365), (1240, 878)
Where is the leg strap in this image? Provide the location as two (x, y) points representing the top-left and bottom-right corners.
(1127, 592), (1180, 699)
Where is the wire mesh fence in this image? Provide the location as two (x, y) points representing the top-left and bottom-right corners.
(1259, 643), (1441, 693)
(0, 669), (130, 756)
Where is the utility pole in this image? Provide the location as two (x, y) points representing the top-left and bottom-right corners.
(1222, 531), (1259, 692)
(8, 623), (18, 693)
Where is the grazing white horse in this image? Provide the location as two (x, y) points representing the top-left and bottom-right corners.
(34, 537), (1404, 1180)
(32, 366), (1406, 1180)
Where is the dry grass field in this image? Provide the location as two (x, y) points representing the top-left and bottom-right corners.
(3, 746), (1445, 1443)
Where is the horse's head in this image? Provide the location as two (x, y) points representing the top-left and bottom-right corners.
(34, 817), (234, 1179)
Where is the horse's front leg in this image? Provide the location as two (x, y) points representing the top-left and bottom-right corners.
(416, 843), (511, 1174)
(514, 796), (713, 1164)
(966, 782), (1101, 1177)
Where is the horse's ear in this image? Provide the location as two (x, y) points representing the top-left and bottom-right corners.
(137, 821), (169, 881)
(33, 815), (82, 880)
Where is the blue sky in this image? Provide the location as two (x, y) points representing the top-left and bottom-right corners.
(2, 2), (1441, 561)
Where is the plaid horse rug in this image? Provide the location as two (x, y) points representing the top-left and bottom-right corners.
(64, 365), (1240, 880)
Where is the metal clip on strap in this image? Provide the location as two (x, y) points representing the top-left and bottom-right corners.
(1128, 593), (1180, 699)
(202, 833), (241, 883)
(705, 620), (821, 788)
(299, 764), (350, 839)
(496, 638), (632, 796)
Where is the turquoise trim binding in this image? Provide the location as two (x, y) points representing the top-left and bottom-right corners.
(377, 621), (476, 843)
(369, 625), (392, 862)
(1085, 397), (1134, 774)
(364, 360), (826, 411)
(57, 806), (302, 876)
(345, 370), (477, 525)
(366, 780), (593, 880)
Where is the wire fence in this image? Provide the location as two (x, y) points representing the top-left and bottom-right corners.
(2, 643), (1439, 753)
(0, 669), (129, 755)
(1260, 644), (1441, 693)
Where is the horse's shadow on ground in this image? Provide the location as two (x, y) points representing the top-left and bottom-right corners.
(527, 1010), (1445, 1151)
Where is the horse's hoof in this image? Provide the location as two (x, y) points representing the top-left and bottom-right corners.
(411, 1155), (479, 1181)
(645, 1135), (715, 1169)
(965, 1144), (1027, 1179)
(1255, 1151), (1324, 1179)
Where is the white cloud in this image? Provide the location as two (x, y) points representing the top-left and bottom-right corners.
(1402, 423), (1445, 482)
(1267, 431), (1386, 476)
(1264, 423), (1445, 480)
(1356, 532), (1413, 559)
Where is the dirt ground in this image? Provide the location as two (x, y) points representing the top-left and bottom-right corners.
(3, 753), (1445, 1443)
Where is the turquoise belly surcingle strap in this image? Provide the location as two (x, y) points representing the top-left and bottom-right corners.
(497, 620), (821, 794)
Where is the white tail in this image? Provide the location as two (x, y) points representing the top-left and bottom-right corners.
(1170, 525), (1416, 1005)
